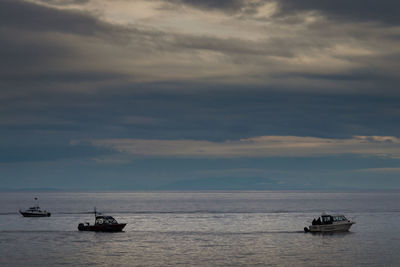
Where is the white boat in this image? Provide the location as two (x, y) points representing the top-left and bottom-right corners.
(19, 198), (51, 217)
(304, 214), (355, 233)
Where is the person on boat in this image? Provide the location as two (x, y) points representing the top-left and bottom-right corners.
(312, 218), (316, 225)
(316, 217), (322, 225)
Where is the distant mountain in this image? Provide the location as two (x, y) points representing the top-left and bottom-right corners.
(0, 187), (64, 192)
(161, 177), (302, 191)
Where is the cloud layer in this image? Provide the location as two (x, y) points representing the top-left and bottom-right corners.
(1, 0), (400, 94)
(88, 135), (400, 158)
(1, 0), (400, 190)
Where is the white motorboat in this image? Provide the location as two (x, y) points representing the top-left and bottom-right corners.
(19, 198), (51, 217)
(304, 214), (355, 233)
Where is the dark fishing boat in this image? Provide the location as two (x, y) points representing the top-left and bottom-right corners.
(78, 208), (126, 232)
(19, 198), (51, 217)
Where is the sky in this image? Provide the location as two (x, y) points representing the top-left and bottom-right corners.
(1, 0), (400, 190)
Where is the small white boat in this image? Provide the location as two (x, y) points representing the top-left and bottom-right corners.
(19, 198), (51, 217)
(304, 214), (355, 233)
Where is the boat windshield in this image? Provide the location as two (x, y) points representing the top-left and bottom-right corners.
(321, 215), (332, 224)
(332, 215), (347, 222)
(95, 216), (118, 225)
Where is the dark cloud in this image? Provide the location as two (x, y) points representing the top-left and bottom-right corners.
(171, 34), (294, 57)
(2, 86), (399, 145)
(36, 0), (90, 5)
(0, 0), (140, 97)
(0, 0), (156, 45)
(2, 0), (399, 96)
(0, 29), (72, 70)
(276, 0), (400, 25)
(0, 1), (102, 77)
(165, 0), (400, 25)
(0, 72), (128, 83)
(0, 143), (114, 163)
(0, 0), (106, 35)
(165, 0), (247, 13)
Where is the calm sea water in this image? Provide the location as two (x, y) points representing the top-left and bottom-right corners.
(0, 191), (399, 266)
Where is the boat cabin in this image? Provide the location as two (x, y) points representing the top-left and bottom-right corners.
(312, 214), (348, 225)
(20, 204), (51, 217)
(95, 216), (118, 225)
(321, 215), (348, 224)
(79, 213), (126, 232)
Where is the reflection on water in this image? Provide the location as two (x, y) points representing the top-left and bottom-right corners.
(0, 191), (399, 266)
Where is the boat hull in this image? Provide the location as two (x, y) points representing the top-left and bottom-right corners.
(78, 223), (126, 232)
(307, 222), (354, 233)
(20, 211), (51, 217)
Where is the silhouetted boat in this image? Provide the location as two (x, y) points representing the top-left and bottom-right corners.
(304, 214), (355, 233)
(19, 198), (51, 217)
(78, 208), (126, 232)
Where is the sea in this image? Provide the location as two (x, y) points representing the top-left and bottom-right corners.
(0, 191), (399, 266)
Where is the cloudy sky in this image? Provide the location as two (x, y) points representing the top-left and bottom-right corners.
(1, 0), (400, 190)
